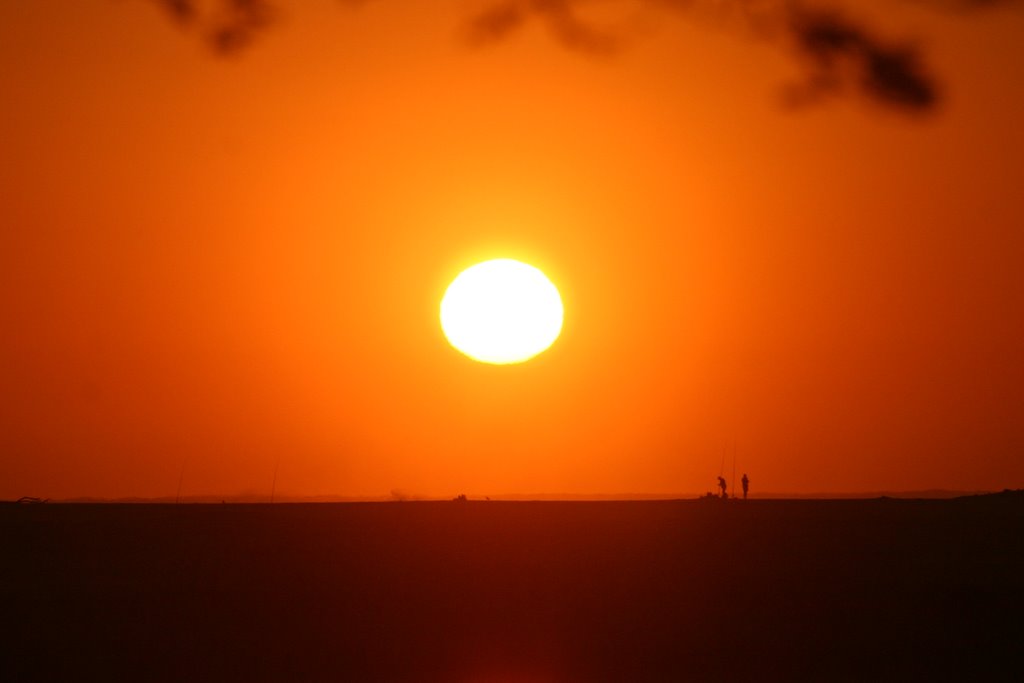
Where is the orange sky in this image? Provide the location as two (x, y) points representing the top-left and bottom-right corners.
(1, 0), (1022, 499)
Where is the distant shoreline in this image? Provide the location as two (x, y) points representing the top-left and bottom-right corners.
(7, 489), (1017, 504)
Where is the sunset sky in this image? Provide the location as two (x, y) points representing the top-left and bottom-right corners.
(2, 0), (1022, 500)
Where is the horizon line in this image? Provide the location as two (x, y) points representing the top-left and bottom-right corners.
(16, 489), (1010, 504)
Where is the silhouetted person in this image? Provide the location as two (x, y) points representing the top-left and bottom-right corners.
(717, 476), (728, 499)
(742, 473), (749, 500)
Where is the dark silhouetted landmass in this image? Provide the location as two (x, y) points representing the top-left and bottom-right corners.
(3, 496), (1022, 680)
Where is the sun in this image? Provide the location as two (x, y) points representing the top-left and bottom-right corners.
(440, 259), (564, 365)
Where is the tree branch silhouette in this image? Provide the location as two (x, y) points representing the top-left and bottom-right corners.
(149, 0), (1020, 112)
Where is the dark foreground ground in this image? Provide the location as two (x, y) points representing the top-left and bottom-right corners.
(3, 496), (1023, 682)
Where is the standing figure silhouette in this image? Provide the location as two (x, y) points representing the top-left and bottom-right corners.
(717, 476), (728, 499)
(742, 473), (750, 500)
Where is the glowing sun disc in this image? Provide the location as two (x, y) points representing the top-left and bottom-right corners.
(440, 259), (564, 364)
